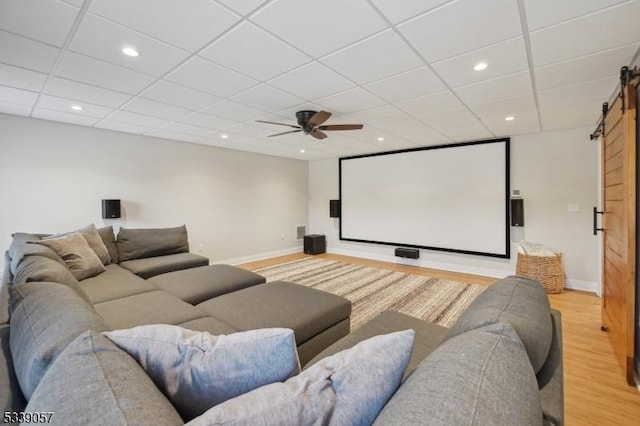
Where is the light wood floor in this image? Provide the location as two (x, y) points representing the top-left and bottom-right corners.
(239, 252), (640, 426)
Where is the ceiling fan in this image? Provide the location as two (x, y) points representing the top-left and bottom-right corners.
(256, 110), (363, 140)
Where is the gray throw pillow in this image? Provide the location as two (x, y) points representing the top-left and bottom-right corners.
(9, 282), (108, 399)
(34, 232), (106, 280)
(77, 224), (111, 265)
(25, 331), (183, 426)
(116, 225), (189, 261)
(103, 325), (301, 421)
(97, 226), (118, 264)
(186, 329), (415, 426)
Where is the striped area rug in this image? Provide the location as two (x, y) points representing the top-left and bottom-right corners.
(252, 257), (485, 330)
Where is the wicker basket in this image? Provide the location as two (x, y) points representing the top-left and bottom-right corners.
(516, 252), (565, 294)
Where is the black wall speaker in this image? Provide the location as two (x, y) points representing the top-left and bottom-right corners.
(511, 198), (524, 227)
(395, 247), (419, 259)
(102, 199), (121, 219)
(329, 199), (340, 218)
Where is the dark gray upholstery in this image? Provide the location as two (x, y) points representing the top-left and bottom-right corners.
(148, 264), (266, 304)
(178, 316), (237, 335)
(197, 280), (351, 345)
(445, 275), (552, 373)
(540, 310), (564, 426)
(119, 252), (209, 279)
(97, 226), (118, 264)
(8, 233), (64, 275)
(9, 282), (109, 399)
(374, 322), (543, 426)
(25, 331), (183, 426)
(0, 326), (25, 412)
(306, 310), (448, 380)
(117, 225), (190, 261)
(79, 264), (157, 304)
(94, 291), (205, 330)
(1, 252), (11, 325)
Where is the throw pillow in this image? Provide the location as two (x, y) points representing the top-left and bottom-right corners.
(116, 225), (189, 261)
(186, 329), (415, 426)
(34, 232), (106, 280)
(103, 325), (301, 421)
(77, 224), (111, 265)
(97, 226), (118, 264)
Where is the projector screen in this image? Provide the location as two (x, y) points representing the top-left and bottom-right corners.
(339, 138), (510, 258)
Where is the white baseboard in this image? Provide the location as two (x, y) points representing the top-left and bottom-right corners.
(565, 278), (600, 295)
(216, 247), (302, 266)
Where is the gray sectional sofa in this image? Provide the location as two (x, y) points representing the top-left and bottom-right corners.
(0, 224), (563, 425)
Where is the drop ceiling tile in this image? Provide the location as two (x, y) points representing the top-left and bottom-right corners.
(201, 100), (266, 122)
(0, 0), (79, 47)
(370, 0), (453, 24)
(222, 123), (274, 138)
(540, 98), (602, 131)
(44, 77), (132, 108)
(200, 22), (310, 81)
(316, 88), (385, 114)
(524, 0), (629, 31)
(178, 112), (238, 130)
(33, 108), (100, 126)
(140, 80), (220, 110)
(37, 94), (113, 118)
(230, 84), (305, 112)
(481, 110), (540, 137)
(321, 30), (423, 85)
(122, 97), (191, 120)
(217, 0), (270, 16)
(0, 31), (60, 73)
(419, 107), (478, 127)
(454, 72), (532, 106)
(271, 103), (324, 121)
(0, 101), (32, 116)
(432, 37), (528, 88)
(530, 1), (640, 66)
(70, 13), (189, 77)
(0, 85), (38, 105)
(159, 122), (212, 136)
(56, 51), (155, 94)
(166, 57), (258, 98)
(535, 44), (638, 91)
(95, 120), (152, 134)
(396, 90), (464, 117)
(370, 115), (447, 144)
(364, 66), (445, 103)
(146, 128), (203, 143)
(251, 0), (387, 57)
(469, 94), (537, 119)
(90, 0), (240, 52)
(398, 0), (521, 62)
(428, 114), (493, 142)
(0, 63), (47, 92)
(268, 62), (355, 100)
(538, 77), (617, 109)
(107, 110), (168, 128)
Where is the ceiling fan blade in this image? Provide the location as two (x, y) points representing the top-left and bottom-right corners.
(318, 124), (364, 131)
(310, 129), (327, 140)
(255, 120), (301, 129)
(308, 110), (332, 127)
(267, 129), (303, 137)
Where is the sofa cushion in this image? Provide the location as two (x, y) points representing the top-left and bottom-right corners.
(104, 325), (300, 421)
(8, 233), (64, 276)
(12, 255), (91, 304)
(33, 233), (105, 281)
(187, 330), (414, 426)
(444, 275), (552, 373)
(196, 280), (352, 345)
(25, 331), (183, 426)
(148, 264), (266, 304)
(94, 291), (205, 330)
(374, 323), (542, 426)
(9, 282), (109, 400)
(117, 225), (189, 262)
(178, 317), (237, 336)
(119, 252), (209, 279)
(76, 224), (111, 265)
(78, 264), (157, 304)
(98, 226), (118, 264)
(0, 326), (26, 412)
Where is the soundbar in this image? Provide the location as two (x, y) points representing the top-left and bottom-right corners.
(395, 247), (419, 259)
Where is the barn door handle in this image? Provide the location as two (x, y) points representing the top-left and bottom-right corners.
(593, 207), (604, 235)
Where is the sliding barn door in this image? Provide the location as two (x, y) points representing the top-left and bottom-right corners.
(601, 73), (638, 385)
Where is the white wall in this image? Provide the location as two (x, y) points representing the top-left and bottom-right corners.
(0, 114), (308, 270)
(309, 127), (600, 293)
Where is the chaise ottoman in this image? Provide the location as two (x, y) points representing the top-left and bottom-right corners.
(196, 280), (352, 364)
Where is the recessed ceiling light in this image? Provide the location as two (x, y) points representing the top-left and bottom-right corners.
(122, 46), (139, 57)
(70, 105), (83, 111)
(377, 137), (385, 142)
(505, 116), (515, 121)
(473, 62), (488, 71)
(221, 134), (229, 139)
(300, 149), (306, 153)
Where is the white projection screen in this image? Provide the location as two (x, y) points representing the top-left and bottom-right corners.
(339, 138), (510, 258)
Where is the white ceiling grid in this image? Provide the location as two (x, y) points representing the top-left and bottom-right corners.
(0, 0), (637, 160)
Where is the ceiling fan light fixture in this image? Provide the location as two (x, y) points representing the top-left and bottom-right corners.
(122, 46), (139, 57)
(473, 62), (488, 71)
